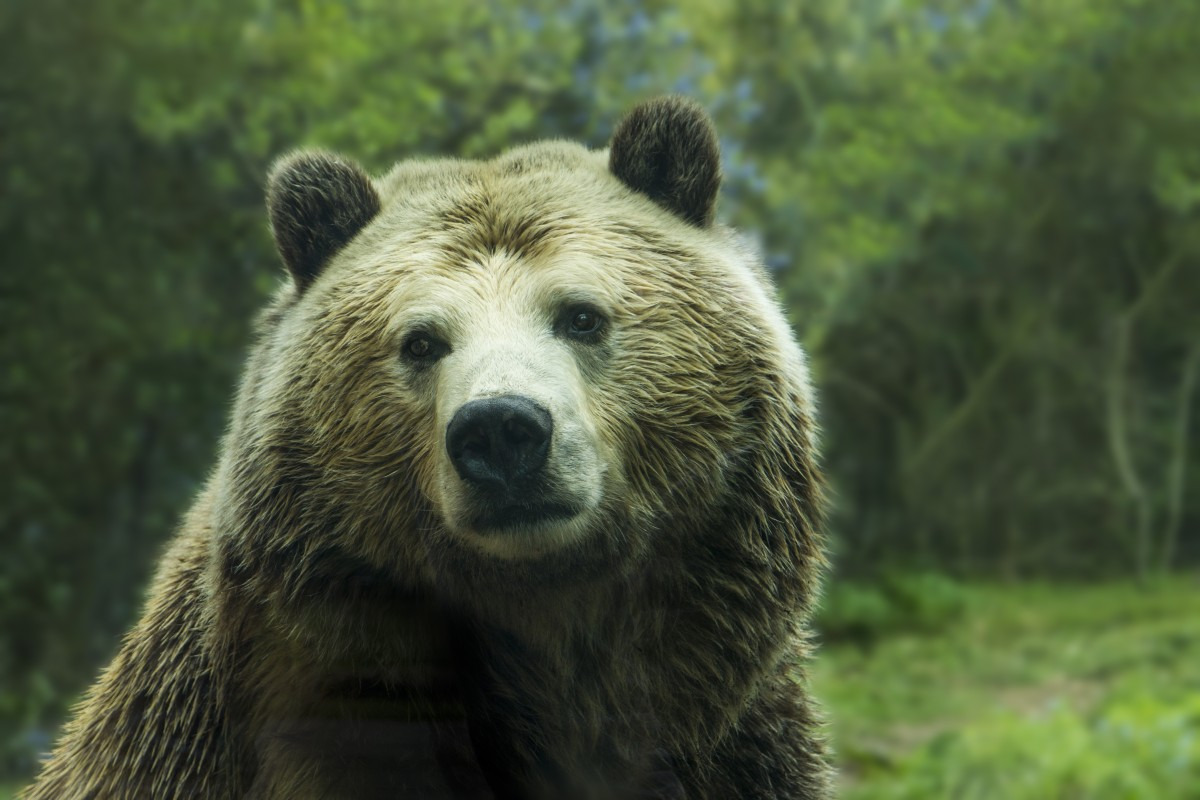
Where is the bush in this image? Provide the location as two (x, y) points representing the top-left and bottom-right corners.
(852, 689), (1200, 799)
(817, 572), (969, 644)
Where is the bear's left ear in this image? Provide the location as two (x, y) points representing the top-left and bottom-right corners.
(608, 96), (722, 228)
(266, 150), (382, 291)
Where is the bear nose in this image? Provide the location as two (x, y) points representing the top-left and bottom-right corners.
(446, 395), (553, 491)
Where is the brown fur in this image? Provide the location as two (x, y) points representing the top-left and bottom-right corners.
(23, 97), (831, 799)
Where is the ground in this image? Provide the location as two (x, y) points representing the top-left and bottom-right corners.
(5, 576), (1198, 799)
(814, 575), (1200, 799)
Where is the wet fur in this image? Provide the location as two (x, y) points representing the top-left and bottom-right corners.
(23, 98), (831, 799)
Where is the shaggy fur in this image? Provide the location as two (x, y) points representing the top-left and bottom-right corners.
(23, 96), (831, 799)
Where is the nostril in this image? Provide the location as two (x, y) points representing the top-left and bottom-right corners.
(446, 395), (553, 490)
(458, 428), (490, 457)
(503, 416), (537, 446)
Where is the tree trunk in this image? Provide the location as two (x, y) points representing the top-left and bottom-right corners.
(1105, 315), (1153, 581)
(1159, 342), (1200, 571)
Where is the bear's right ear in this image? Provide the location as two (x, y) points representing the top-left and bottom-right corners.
(266, 150), (381, 291)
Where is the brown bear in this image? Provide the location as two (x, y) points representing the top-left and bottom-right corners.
(22, 96), (830, 799)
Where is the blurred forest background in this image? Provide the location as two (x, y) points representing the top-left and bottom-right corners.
(2, 0), (1198, 796)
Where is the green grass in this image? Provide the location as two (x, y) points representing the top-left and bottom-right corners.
(813, 575), (1200, 799)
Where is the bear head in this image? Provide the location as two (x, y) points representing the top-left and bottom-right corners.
(216, 97), (820, 623)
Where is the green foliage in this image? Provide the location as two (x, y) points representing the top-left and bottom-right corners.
(786, 0), (1200, 578)
(855, 692), (1200, 800)
(936, 690), (1190, 796)
(816, 577), (1200, 799)
(817, 571), (969, 644)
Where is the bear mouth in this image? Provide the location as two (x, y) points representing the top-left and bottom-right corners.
(471, 501), (580, 532)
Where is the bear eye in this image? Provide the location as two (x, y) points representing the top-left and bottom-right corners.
(402, 332), (448, 365)
(559, 304), (607, 342)
(570, 310), (600, 334)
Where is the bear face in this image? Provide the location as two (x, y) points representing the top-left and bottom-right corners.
(231, 99), (812, 622)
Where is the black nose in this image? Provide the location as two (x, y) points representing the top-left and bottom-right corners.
(446, 395), (553, 492)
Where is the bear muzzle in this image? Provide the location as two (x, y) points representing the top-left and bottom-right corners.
(446, 395), (580, 530)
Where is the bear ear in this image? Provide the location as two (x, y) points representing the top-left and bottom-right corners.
(266, 150), (382, 291)
(608, 96), (722, 228)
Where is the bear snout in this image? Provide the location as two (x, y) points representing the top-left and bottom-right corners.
(446, 394), (553, 494)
